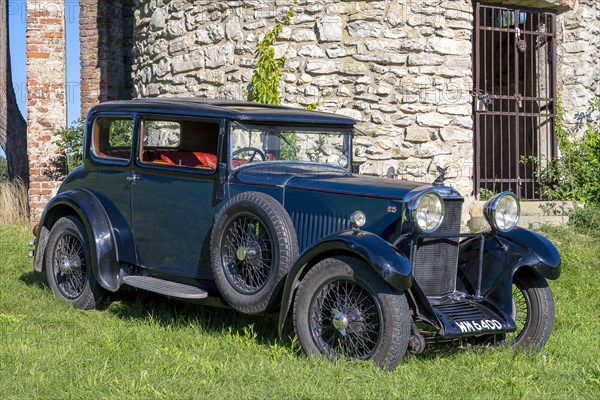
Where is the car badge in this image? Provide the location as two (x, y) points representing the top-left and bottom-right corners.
(387, 206), (397, 213)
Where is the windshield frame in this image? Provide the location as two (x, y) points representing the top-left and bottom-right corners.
(228, 121), (355, 172)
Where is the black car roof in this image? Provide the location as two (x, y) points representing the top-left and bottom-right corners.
(89, 98), (356, 127)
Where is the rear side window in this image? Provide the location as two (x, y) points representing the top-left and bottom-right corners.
(139, 117), (219, 171)
(92, 117), (134, 161)
(143, 120), (181, 147)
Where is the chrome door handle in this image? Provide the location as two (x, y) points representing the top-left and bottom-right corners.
(126, 174), (142, 182)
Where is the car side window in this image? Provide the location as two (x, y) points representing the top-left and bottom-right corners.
(139, 118), (219, 171)
(92, 116), (134, 161)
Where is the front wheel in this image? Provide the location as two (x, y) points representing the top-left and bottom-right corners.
(293, 256), (411, 370)
(506, 270), (555, 351)
(44, 216), (104, 309)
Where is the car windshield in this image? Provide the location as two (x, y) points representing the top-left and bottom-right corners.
(230, 122), (354, 170)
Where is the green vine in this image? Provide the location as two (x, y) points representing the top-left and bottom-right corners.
(248, 4), (295, 105)
(247, 3), (301, 160)
(523, 96), (600, 206)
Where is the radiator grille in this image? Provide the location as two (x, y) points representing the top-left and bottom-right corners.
(435, 302), (489, 322)
(412, 200), (462, 297)
(292, 212), (349, 252)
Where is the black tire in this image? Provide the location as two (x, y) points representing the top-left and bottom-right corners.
(293, 256), (411, 371)
(210, 192), (298, 314)
(506, 270), (555, 351)
(45, 215), (104, 309)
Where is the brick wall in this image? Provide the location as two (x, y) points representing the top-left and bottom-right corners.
(80, 0), (130, 117)
(26, 0), (67, 224)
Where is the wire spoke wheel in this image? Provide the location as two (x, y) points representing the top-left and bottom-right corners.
(52, 233), (87, 299)
(310, 279), (381, 359)
(294, 257), (410, 370)
(222, 213), (273, 294)
(504, 271), (555, 351)
(211, 192), (298, 314)
(506, 282), (529, 343)
(45, 215), (104, 309)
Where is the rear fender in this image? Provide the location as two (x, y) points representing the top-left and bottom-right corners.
(34, 188), (121, 291)
(278, 230), (412, 336)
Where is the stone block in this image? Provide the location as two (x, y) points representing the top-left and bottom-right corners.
(335, 108), (363, 121)
(347, 21), (383, 38)
(407, 53), (445, 66)
(150, 7), (168, 31)
(316, 16), (343, 42)
(416, 142), (453, 158)
(405, 127), (433, 143)
(298, 44), (326, 58)
(427, 37), (472, 55)
(172, 52), (204, 73)
(438, 105), (471, 116)
(439, 127), (472, 143)
(416, 113), (452, 128)
(204, 43), (233, 68)
(291, 29), (318, 42)
(305, 60), (341, 74)
(326, 45), (347, 58)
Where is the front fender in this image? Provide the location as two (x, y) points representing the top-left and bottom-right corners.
(499, 228), (561, 279)
(457, 227), (560, 318)
(34, 188), (121, 291)
(278, 230), (412, 336)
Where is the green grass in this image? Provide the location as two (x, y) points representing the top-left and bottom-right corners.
(1, 223), (599, 399)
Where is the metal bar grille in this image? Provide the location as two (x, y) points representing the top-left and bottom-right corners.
(412, 200), (463, 297)
(474, 3), (557, 199)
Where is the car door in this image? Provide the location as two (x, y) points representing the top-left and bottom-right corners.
(130, 115), (223, 279)
(82, 113), (137, 265)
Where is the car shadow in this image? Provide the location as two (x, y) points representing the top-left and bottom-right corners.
(19, 270), (49, 291)
(99, 289), (289, 347)
(18, 270), (291, 349)
(19, 271), (478, 361)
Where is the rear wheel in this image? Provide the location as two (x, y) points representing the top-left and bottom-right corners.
(506, 270), (555, 351)
(45, 216), (104, 309)
(293, 256), (411, 370)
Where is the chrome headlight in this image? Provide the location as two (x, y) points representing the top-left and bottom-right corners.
(350, 210), (366, 229)
(408, 191), (445, 233)
(484, 192), (520, 232)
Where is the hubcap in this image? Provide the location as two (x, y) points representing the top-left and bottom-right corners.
(59, 257), (71, 273)
(236, 247), (247, 261)
(332, 309), (349, 336)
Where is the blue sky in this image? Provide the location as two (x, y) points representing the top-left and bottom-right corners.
(2, 0), (81, 158)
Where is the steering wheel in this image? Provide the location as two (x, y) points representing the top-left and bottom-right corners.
(232, 147), (267, 163)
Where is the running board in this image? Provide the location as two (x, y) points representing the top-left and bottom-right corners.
(123, 276), (208, 300)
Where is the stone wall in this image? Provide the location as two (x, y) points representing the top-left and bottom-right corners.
(26, 0), (67, 224)
(556, 0), (600, 132)
(131, 0), (476, 198)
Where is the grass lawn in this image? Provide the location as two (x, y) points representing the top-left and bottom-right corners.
(1, 223), (599, 399)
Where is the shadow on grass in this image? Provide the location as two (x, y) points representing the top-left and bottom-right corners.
(101, 288), (287, 347)
(19, 270), (48, 291)
(18, 270), (480, 362)
(18, 269), (289, 349)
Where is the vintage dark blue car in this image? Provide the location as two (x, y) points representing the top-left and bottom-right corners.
(30, 99), (560, 370)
